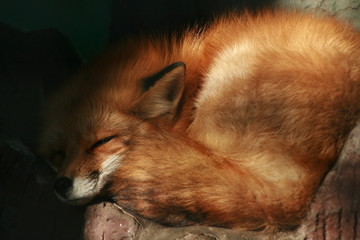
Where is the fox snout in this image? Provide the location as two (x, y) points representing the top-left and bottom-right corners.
(52, 154), (124, 205)
(53, 177), (73, 201)
(53, 175), (100, 205)
(53, 176), (91, 205)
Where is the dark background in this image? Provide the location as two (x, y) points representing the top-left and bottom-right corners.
(1, 0), (272, 58)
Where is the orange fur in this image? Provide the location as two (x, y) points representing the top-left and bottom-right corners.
(39, 11), (360, 231)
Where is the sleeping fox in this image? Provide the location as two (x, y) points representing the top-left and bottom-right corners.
(38, 11), (360, 231)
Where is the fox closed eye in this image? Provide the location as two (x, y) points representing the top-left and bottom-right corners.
(90, 135), (118, 151)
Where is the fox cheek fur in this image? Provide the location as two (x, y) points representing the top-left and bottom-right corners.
(39, 11), (360, 231)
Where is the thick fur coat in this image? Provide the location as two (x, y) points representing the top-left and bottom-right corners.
(39, 11), (360, 231)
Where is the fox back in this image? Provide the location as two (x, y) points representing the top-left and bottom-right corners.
(39, 11), (360, 231)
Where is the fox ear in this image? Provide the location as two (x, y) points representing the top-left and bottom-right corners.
(132, 62), (185, 119)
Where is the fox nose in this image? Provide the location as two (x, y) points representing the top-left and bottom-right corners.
(54, 177), (73, 199)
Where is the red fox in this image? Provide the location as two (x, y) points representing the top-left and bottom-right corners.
(39, 11), (360, 231)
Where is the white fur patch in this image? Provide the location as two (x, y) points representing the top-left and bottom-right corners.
(70, 177), (98, 200)
(98, 154), (123, 185)
(196, 40), (257, 105)
(67, 155), (123, 203)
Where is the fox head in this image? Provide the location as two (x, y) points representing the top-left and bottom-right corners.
(39, 62), (185, 205)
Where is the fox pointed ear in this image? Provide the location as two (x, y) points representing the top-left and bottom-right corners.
(132, 62), (185, 119)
